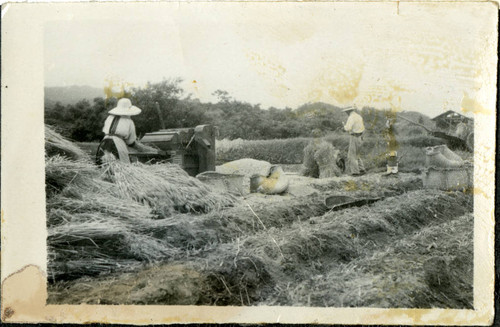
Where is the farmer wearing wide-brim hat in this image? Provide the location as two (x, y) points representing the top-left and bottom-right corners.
(342, 106), (366, 176)
(102, 98), (142, 146)
(97, 98), (150, 163)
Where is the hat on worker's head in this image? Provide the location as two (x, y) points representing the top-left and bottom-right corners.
(108, 98), (142, 116)
(342, 106), (357, 113)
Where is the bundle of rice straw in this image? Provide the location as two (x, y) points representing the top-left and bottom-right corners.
(47, 210), (182, 280)
(300, 141), (320, 178)
(103, 159), (237, 216)
(45, 155), (101, 196)
(45, 125), (87, 160)
(47, 190), (153, 227)
(45, 147), (237, 281)
(313, 141), (341, 178)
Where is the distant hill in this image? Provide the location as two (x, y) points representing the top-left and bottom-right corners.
(45, 85), (105, 106)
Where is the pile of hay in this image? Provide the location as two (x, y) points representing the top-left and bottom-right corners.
(301, 140), (341, 178)
(46, 157), (176, 280)
(301, 141), (320, 177)
(45, 125), (88, 160)
(214, 190), (472, 306)
(135, 193), (328, 250)
(48, 187), (473, 307)
(287, 213), (473, 308)
(48, 264), (206, 305)
(103, 159), (237, 216)
(45, 129), (237, 281)
(313, 141), (341, 178)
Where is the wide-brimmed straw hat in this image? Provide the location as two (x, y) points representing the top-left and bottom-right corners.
(108, 98), (142, 116)
(342, 106), (357, 112)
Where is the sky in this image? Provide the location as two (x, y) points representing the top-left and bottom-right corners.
(44, 2), (496, 117)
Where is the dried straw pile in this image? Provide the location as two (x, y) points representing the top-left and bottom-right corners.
(46, 157), (180, 280)
(287, 213), (473, 308)
(313, 141), (341, 178)
(300, 141), (320, 177)
(47, 187), (473, 307)
(135, 194), (328, 250)
(45, 130), (237, 281)
(45, 155), (104, 197)
(301, 140), (340, 178)
(103, 160), (237, 216)
(167, 189), (472, 307)
(198, 189), (472, 306)
(45, 125), (88, 160)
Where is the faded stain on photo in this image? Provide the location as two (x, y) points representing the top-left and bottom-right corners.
(1, 1), (496, 325)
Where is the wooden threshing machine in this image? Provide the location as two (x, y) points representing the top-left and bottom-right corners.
(97, 125), (217, 176)
(140, 125), (216, 176)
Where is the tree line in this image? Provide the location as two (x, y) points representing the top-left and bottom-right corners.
(45, 79), (398, 142)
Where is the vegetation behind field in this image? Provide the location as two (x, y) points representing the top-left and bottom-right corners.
(46, 79), (436, 143)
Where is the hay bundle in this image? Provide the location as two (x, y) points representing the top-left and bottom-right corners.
(250, 166), (289, 195)
(300, 141), (320, 177)
(45, 156), (101, 197)
(47, 191), (153, 227)
(314, 141), (341, 178)
(301, 140), (340, 178)
(46, 154), (236, 281)
(103, 160), (237, 216)
(47, 211), (182, 280)
(45, 125), (87, 160)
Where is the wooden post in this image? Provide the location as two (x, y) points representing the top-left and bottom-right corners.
(155, 102), (166, 130)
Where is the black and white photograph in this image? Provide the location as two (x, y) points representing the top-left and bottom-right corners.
(1, 1), (496, 324)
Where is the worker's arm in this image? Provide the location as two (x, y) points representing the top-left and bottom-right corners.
(126, 120), (138, 145)
(102, 116), (112, 134)
(344, 115), (354, 132)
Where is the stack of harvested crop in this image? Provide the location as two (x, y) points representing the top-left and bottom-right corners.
(300, 141), (320, 177)
(216, 158), (271, 177)
(46, 158), (237, 280)
(314, 141), (341, 178)
(45, 129), (238, 281)
(45, 155), (104, 197)
(45, 125), (88, 160)
(103, 160), (238, 216)
(301, 139), (340, 178)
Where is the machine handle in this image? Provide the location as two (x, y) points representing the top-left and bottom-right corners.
(155, 102), (166, 130)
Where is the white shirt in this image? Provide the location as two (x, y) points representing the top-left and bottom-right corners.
(344, 111), (365, 134)
(102, 115), (137, 145)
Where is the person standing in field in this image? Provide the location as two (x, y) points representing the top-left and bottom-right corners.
(343, 106), (366, 176)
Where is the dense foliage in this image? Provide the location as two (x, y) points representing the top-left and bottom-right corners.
(45, 79), (432, 142)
